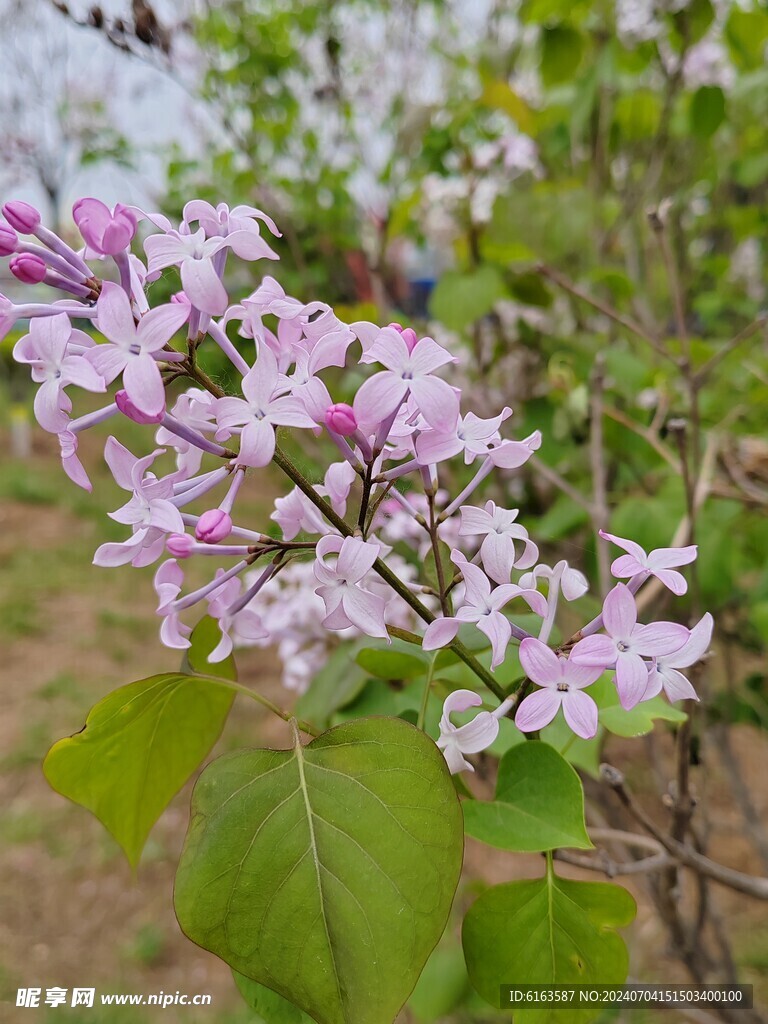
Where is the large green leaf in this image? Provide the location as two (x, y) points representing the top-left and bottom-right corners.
(462, 870), (636, 1021)
(234, 972), (313, 1023)
(43, 618), (235, 867)
(591, 677), (687, 737)
(175, 717), (464, 1024)
(462, 742), (592, 851)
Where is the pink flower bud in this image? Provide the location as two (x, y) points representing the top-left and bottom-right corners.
(0, 225), (19, 256)
(387, 321), (418, 352)
(73, 198), (137, 256)
(195, 508), (233, 544)
(115, 389), (164, 425)
(325, 402), (357, 436)
(9, 252), (46, 284)
(2, 201), (41, 233)
(167, 533), (195, 558)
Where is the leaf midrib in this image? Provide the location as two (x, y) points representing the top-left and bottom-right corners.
(293, 726), (345, 1021)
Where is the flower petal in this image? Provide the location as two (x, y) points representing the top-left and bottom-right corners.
(603, 583), (637, 639)
(562, 690), (599, 739)
(123, 352), (165, 418)
(422, 617), (460, 651)
(615, 652), (650, 710)
(515, 688), (561, 733)
(519, 638), (562, 686)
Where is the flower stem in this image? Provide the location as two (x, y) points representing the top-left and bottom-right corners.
(272, 442), (508, 701)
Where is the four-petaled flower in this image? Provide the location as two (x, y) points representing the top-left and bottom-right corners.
(645, 612), (712, 702)
(144, 228), (232, 315)
(423, 552), (546, 668)
(600, 529), (697, 596)
(14, 313), (105, 432)
(90, 282), (189, 418)
(353, 326), (459, 432)
(437, 690), (500, 774)
(515, 638), (602, 739)
(458, 501), (539, 584)
(313, 535), (389, 638)
(93, 438), (184, 567)
(571, 583), (689, 710)
(215, 347), (316, 466)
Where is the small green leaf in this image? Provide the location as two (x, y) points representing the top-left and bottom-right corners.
(462, 742), (592, 851)
(356, 639), (430, 680)
(690, 85), (725, 138)
(44, 619), (235, 867)
(462, 871), (636, 1020)
(429, 266), (507, 332)
(725, 7), (768, 69)
(234, 972), (313, 1023)
(540, 25), (585, 87)
(592, 677), (687, 737)
(295, 641), (369, 728)
(175, 717), (464, 1024)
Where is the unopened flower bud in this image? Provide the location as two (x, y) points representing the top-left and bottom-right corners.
(387, 321), (418, 352)
(0, 225), (19, 256)
(167, 533), (195, 558)
(3, 200), (41, 233)
(73, 198), (137, 256)
(325, 402), (357, 436)
(195, 508), (233, 544)
(115, 389), (164, 425)
(9, 252), (46, 284)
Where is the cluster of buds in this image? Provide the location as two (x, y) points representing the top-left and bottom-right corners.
(1, 196), (712, 773)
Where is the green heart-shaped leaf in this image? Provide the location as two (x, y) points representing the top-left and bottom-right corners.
(175, 716), (464, 1024)
(592, 677), (687, 737)
(463, 870), (636, 1021)
(44, 617), (235, 867)
(462, 741), (592, 851)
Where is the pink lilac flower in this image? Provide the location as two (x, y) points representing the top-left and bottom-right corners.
(58, 429), (92, 491)
(272, 487), (328, 539)
(73, 198), (137, 256)
(423, 553), (546, 668)
(90, 282), (189, 418)
(144, 228), (233, 315)
(644, 612), (712, 702)
(571, 583), (690, 709)
(215, 347), (315, 466)
(515, 638), (602, 739)
(353, 326), (459, 432)
(519, 561), (589, 601)
(206, 570), (269, 662)
(154, 559), (192, 650)
(599, 529), (697, 595)
(313, 535), (389, 638)
(93, 438), (184, 567)
(458, 501), (539, 584)
(415, 407), (512, 465)
(156, 387), (218, 476)
(14, 313), (105, 432)
(436, 690), (500, 774)
(182, 200), (281, 260)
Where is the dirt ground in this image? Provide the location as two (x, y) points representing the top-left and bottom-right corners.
(1, 432), (766, 1023)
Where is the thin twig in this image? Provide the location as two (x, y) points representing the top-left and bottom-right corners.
(600, 764), (768, 899)
(537, 262), (675, 363)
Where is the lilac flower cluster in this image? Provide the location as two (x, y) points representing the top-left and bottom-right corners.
(1, 196), (712, 773)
